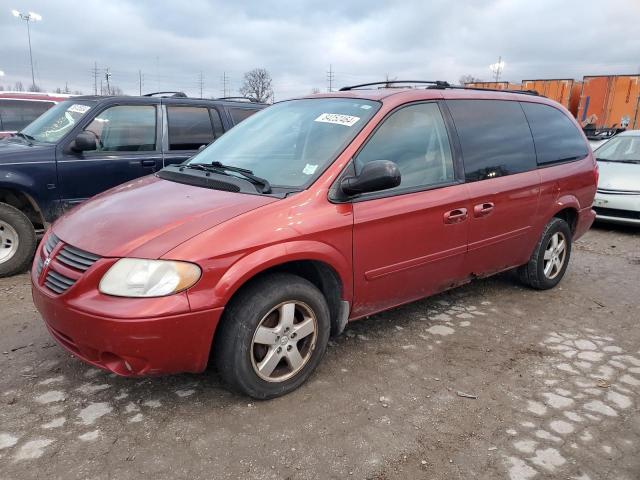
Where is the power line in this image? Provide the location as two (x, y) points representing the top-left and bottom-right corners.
(91, 62), (99, 95)
(221, 72), (229, 97)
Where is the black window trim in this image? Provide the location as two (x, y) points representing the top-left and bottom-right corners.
(519, 100), (590, 168)
(329, 100), (464, 204)
(208, 107), (225, 139)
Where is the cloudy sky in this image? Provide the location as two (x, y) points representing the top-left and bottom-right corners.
(1, 0), (639, 99)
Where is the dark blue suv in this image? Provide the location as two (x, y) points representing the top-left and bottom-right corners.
(0, 93), (265, 276)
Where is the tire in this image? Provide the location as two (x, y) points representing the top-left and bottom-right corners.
(0, 203), (37, 278)
(518, 217), (572, 290)
(213, 273), (331, 399)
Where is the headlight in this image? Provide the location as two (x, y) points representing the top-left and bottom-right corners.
(99, 259), (201, 298)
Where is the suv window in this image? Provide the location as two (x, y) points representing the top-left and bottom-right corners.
(521, 102), (588, 165)
(0, 99), (54, 131)
(355, 102), (454, 192)
(167, 106), (214, 150)
(84, 105), (156, 152)
(228, 107), (258, 125)
(447, 100), (536, 181)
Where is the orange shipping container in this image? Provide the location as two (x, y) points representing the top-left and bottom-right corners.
(465, 81), (510, 90)
(577, 75), (640, 129)
(521, 79), (581, 116)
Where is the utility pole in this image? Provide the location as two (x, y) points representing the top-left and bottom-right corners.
(139, 70), (143, 96)
(327, 64), (335, 92)
(490, 56), (505, 82)
(92, 62), (99, 95)
(221, 72), (229, 97)
(104, 68), (112, 95)
(12, 10), (42, 90)
(198, 71), (204, 98)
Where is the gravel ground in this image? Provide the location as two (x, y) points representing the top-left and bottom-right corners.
(0, 223), (639, 480)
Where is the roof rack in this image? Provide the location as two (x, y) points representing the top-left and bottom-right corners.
(339, 80), (450, 91)
(338, 80), (540, 96)
(143, 91), (187, 98)
(216, 96), (259, 103)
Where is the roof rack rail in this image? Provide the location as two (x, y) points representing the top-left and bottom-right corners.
(338, 80), (540, 97)
(339, 80), (450, 91)
(216, 96), (259, 103)
(143, 91), (187, 98)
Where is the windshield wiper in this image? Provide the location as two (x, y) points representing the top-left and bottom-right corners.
(183, 162), (272, 193)
(596, 158), (640, 164)
(14, 132), (35, 143)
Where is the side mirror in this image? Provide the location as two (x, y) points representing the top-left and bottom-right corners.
(71, 131), (97, 152)
(340, 160), (401, 196)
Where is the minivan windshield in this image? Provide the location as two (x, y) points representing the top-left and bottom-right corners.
(20, 100), (96, 143)
(595, 136), (640, 163)
(186, 98), (380, 188)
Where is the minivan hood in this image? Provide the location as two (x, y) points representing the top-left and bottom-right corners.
(597, 160), (640, 192)
(52, 175), (278, 258)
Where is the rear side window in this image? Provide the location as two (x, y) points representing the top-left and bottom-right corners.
(521, 102), (588, 165)
(228, 107), (258, 125)
(167, 106), (215, 150)
(447, 100), (536, 181)
(0, 99), (54, 131)
(210, 108), (224, 138)
(355, 102), (455, 192)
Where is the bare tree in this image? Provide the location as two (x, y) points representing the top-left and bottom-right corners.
(28, 84), (43, 92)
(310, 87), (321, 94)
(239, 68), (273, 103)
(14, 81), (24, 92)
(459, 74), (482, 86)
(110, 85), (124, 95)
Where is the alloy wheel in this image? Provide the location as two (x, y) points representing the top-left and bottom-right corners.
(543, 232), (567, 280)
(250, 301), (318, 382)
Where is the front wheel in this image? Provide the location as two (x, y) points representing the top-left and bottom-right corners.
(518, 217), (572, 290)
(214, 273), (331, 399)
(0, 203), (37, 278)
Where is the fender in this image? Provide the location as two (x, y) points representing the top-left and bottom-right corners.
(0, 174), (52, 225)
(189, 240), (353, 311)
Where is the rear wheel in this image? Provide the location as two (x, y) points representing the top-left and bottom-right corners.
(214, 273), (330, 399)
(0, 203), (36, 278)
(518, 217), (572, 290)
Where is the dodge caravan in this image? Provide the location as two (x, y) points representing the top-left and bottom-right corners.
(31, 81), (597, 399)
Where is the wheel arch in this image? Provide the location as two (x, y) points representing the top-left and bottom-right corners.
(0, 186), (45, 230)
(210, 241), (352, 336)
(550, 195), (580, 234)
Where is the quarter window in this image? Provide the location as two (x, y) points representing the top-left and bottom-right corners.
(210, 108), (224, 138)
(84, 105), (156, 152)
(521, 102), (588, 164)
(228, 107), (258, 125)
(447, 100), (537, 181)
(167, 106), (215, 150)
(355, 102), (455, 192)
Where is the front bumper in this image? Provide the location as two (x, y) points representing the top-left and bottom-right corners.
(32, 283), (223, 375)
(593, 191), (640, 226)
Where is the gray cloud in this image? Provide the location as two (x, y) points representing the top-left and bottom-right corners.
(1, 0), (638, 98)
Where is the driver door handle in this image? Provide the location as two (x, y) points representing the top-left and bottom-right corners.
(140, 159), (156, 167)
(473, 202), (495, 217)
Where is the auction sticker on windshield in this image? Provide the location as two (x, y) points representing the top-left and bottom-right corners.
(67, 104), (91, 114)
(314, 113), (360, 127)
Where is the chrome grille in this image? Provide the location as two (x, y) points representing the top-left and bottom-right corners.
(44, 270), (76, 294)
(56, 244), (101, 272)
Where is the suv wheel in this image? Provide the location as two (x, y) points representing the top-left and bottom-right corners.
(0, 203), (37, 278)
(214, 273), (330, 399)
(518, 217), (572, 290)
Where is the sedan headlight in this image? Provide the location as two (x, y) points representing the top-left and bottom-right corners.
(99, 259), (201, 298)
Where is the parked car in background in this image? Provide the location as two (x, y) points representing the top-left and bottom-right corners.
(0, 92), (265, 276)
(0, 91), (71, 138)
(592, 130), (640, 225)
(30, 81), (597, 399)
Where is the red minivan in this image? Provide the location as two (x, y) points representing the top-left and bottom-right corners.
(31, 81), (597, 398)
